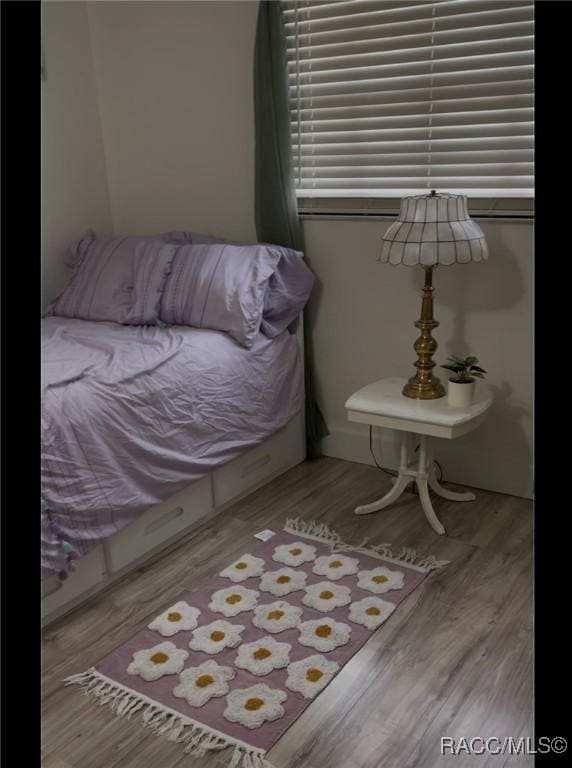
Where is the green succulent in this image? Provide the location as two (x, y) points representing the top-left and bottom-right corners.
(441, 355), (487, 382)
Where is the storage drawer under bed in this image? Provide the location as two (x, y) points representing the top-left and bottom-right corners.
(104, 475), (212, 573)
(42, 413), (306, 626)
(41, 545), (106, 621)
(212, 413), (305, 509)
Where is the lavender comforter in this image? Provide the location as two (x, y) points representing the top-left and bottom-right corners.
(41, 318), (303, 578)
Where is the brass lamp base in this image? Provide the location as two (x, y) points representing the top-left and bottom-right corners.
(402, 266), (446, 400)
(403, 377), (445, 400)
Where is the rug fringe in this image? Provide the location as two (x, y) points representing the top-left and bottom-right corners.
(284, 517), (343, 547)
(64, 668), (276, 768)
(284, 517), (449, 573)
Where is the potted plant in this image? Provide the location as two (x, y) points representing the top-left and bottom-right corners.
(441, 355), (486, 407)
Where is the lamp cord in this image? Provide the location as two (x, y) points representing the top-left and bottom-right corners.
(369, 425), (398, 479)
(368, 426), (444, 491)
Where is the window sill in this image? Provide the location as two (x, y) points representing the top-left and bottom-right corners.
(297, 197), (534, 220)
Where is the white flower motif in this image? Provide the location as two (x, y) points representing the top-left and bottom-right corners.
(208, 585), (259, 617)
(223, 684), (287, 730)
(272, 541), (317, 567)
(357, 566), (405, 594)
(312, 554), (359, 581)
(147, 601), (201, 637)
(285, 654), (340, 699)
(252, 600), (303, 634)
(173, 660), (235, 707)
(219, 553), (266, 583)
(298, 618), (351, 653)
(348, 596), (396, 630)
(235, 636), (292, 677)
(189, 619), (245, 655)
(301, 581), (351, 612)
(127, 641), (188, 682)
(259, 567), (307, 597)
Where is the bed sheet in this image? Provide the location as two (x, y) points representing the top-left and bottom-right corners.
(41, 318), (303, 578)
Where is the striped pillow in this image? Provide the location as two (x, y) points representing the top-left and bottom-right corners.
(47, 233), (192, 325)
(259, 248), (315, 338)
(162, 233), (315, 338)
(159, 244), (281, 348)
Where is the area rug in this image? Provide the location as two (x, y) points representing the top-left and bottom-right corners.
(65, 518), (448, 767)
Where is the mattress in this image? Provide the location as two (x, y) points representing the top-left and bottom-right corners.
(41, 318), (303, 578)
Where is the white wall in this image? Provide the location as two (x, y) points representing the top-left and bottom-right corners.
(42, 0), (533, 498)
(305, 216), (533, 498)
(87, 0), (259, 241)
(42, 1), (113, 306)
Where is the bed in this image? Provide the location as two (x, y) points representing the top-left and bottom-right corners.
(41, 234), (307, 622)
(42, 319), (305, 622)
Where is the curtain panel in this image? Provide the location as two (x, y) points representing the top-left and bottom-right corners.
(254, 0), (328, 459)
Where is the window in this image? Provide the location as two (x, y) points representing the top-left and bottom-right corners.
(283, 0), (534, 201)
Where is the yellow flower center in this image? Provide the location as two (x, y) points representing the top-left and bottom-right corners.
(253, 647), (272, 660)
(167, 612), (182, 622)
(276, 575), (291, 584)
(150, 652), (169, 664)
(315, 624), (332, 638)
(319, 590), (334, 600)
(306, 668), (324, 682)
(210, 630), (226, 642)
(235, 562), (248, 570)
(267, 609), (285, 620)
(372, 575), (388, 584)
(329, 560), (343, 568)
(366, 606), (381, 616)
(195, 674), (214, 688)
(289, 548), (302, 556)
(244, 697), (265, 711)
(226, 594), (242, 604)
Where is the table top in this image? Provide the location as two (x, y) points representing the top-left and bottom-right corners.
(345, 377), (493, 430)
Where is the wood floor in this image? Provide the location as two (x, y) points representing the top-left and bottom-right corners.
(41, 457), (533, 768)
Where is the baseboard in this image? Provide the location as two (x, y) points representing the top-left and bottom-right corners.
(321, 424), (533, 500)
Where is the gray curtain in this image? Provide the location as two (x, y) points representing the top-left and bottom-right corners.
(254, 0), (328, 459)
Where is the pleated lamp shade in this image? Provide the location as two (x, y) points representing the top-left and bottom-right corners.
(379, 192), (488, 266)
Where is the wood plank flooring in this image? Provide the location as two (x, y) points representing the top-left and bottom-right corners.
(41, 457), (533, 768)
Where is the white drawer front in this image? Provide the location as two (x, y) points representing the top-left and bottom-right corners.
(105, 476), (212, 573)
(213, 414), (305, 509)
(42, 545), (105, 618)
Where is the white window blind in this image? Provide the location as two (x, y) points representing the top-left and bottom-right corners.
(283, 0), (534, 198)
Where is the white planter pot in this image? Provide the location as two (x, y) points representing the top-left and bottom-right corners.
(447, 378), (475, 407)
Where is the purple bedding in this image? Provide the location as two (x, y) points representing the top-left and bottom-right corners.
(41, 317), (303, 579)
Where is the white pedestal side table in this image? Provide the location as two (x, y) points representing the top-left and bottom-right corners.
(345, 377), (493, 535)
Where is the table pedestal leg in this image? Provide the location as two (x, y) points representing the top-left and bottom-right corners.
(355, 433), (412, 515)
(428, 461), (476, 502)
(416, 437), (445, 535)
(354, 432), (478, 533)
(354, 474), (412, 515)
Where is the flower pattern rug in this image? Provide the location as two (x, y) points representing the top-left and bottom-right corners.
(65, 518), (448, 767)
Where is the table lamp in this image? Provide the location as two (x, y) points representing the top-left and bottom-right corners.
(379, 190), (488, 400)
